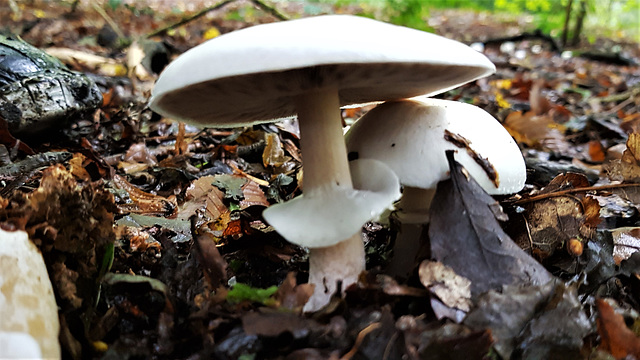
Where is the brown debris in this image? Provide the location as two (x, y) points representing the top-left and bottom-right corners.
(444, 129), (499, 187)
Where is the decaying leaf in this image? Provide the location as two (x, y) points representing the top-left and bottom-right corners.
(272, 272), (314, 311)
(605, 132), (640, 182)
(263, 132), (290, 168)
(240, 180), (270, 208)
(401, 319), (493, 360)
(418, 260), (472, 312)
(514, 173), (600, 260)
(512, 283), (591, 360)
(610, 227), (640, 264)
(465, 281), (589, 359)
(180, 175), (229, 222)
(503, 110), (564, 148)
(596, 298), (640, 359)
(429, 151), (553, 295)
(112, 175), (177, 217)
(242, 311), (321, 338)
(192, 222), (227, 289)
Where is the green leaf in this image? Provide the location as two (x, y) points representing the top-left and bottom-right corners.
(213, 174), (247, 201)
(226, 283), (278, 304)
(107, 0), (121, 10)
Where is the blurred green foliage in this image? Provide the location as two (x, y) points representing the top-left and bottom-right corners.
(305, 0), (639, 41)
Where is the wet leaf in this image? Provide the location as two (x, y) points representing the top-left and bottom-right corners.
(214, 174), (248, 201)
(429, 151), (553, 295)
(610, 227), (640, 264)
(112, 175), (177, 217)
(596, 298), (640, 359)
(192, 221), (227, 288)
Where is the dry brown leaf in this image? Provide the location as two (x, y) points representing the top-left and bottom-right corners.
(504, 110), (564, 147)
(418, 260), (472, 312)
(262, 132), (289, 168)
(193, 225), (227, 288)
(113, 175), (177, 217)
(596, 299), (640, 359)
(582, 195), (602, 228)
(530, 80), (553, 116)
(124, 143), (158, 165)
(273, 272), (314, 311)
(605, 133), (640, 182)
(588, 140), (606, 163)
(181, 175), (229, 222)
(68, 153), (91, 182)
(240, 180), (269, 209)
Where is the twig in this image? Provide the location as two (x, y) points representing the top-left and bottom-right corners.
(92, 3), (126, 39)
(340, 322), (381, 360)
(146, 0), (237, 38)
(513, 183), (640, 205)
(251, 0), (288, 20)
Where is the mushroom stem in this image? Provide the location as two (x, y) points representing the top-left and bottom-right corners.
(295, 89), (353, 191)
(396, 186), (436, 224)
(387, 186), (436, 277)
(305, 231), (365, 312)
(295, 88), (364, 311)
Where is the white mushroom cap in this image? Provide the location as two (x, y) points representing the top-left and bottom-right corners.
(345, 98), (526, 195)
(149, 15), (495, 125)
(263, 158), (401, 248)
(0, 229), (60, 359)
(0, 332), (43, 359)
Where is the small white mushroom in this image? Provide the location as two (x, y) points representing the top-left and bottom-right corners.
(0, 229), (60, 359)
(149, 15), (496, 311)
(345, 98), (526, 277)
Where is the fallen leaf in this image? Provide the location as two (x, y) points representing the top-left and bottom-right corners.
(112, 175), (177, 217)
(512, 283), (591, 359)
(596, 298), (640, 359)
(192, 222), (227, 289)
(273, 272), (314, 311)
(239, 180), (269, 209)
(429, 151), (553, 295)
(610, 227), (640, 264)
(262, 132), (290, 168)
(418, 260), (472, 312)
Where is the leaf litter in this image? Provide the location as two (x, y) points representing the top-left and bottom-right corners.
(0, 1), (640, 359)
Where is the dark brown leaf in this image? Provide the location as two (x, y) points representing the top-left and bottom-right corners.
(429, 151), (552, 295)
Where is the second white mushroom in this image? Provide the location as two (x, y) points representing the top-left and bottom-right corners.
(345, 97), (526, 277)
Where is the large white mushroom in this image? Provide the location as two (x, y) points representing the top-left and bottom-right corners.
(0, 229), (60, 359)
(345, 98), (526, 277)
(149, 15), (495, 311)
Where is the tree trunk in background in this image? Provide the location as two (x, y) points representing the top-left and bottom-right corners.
(571, 0), (588, 46)
(561, 0), (574, 48)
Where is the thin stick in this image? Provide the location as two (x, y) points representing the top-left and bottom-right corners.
(251, 0), (288, 20)
(92, 3), (126, 39)
(340, 322), (381, 360)
(146, 0), (237, 38)
(513, 183), (640, 205)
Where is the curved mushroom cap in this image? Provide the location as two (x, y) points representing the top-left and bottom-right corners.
(262, 158), (401, 248)
(0, 332), (43, 359)
(150, 15), (495, 126)
(345, 98), (526, 194)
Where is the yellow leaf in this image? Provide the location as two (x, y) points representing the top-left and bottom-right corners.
(495, 92), (511, 108)
(203, 27), (221, 40)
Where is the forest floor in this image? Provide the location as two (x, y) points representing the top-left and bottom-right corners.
(1, 0), (640, 359)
